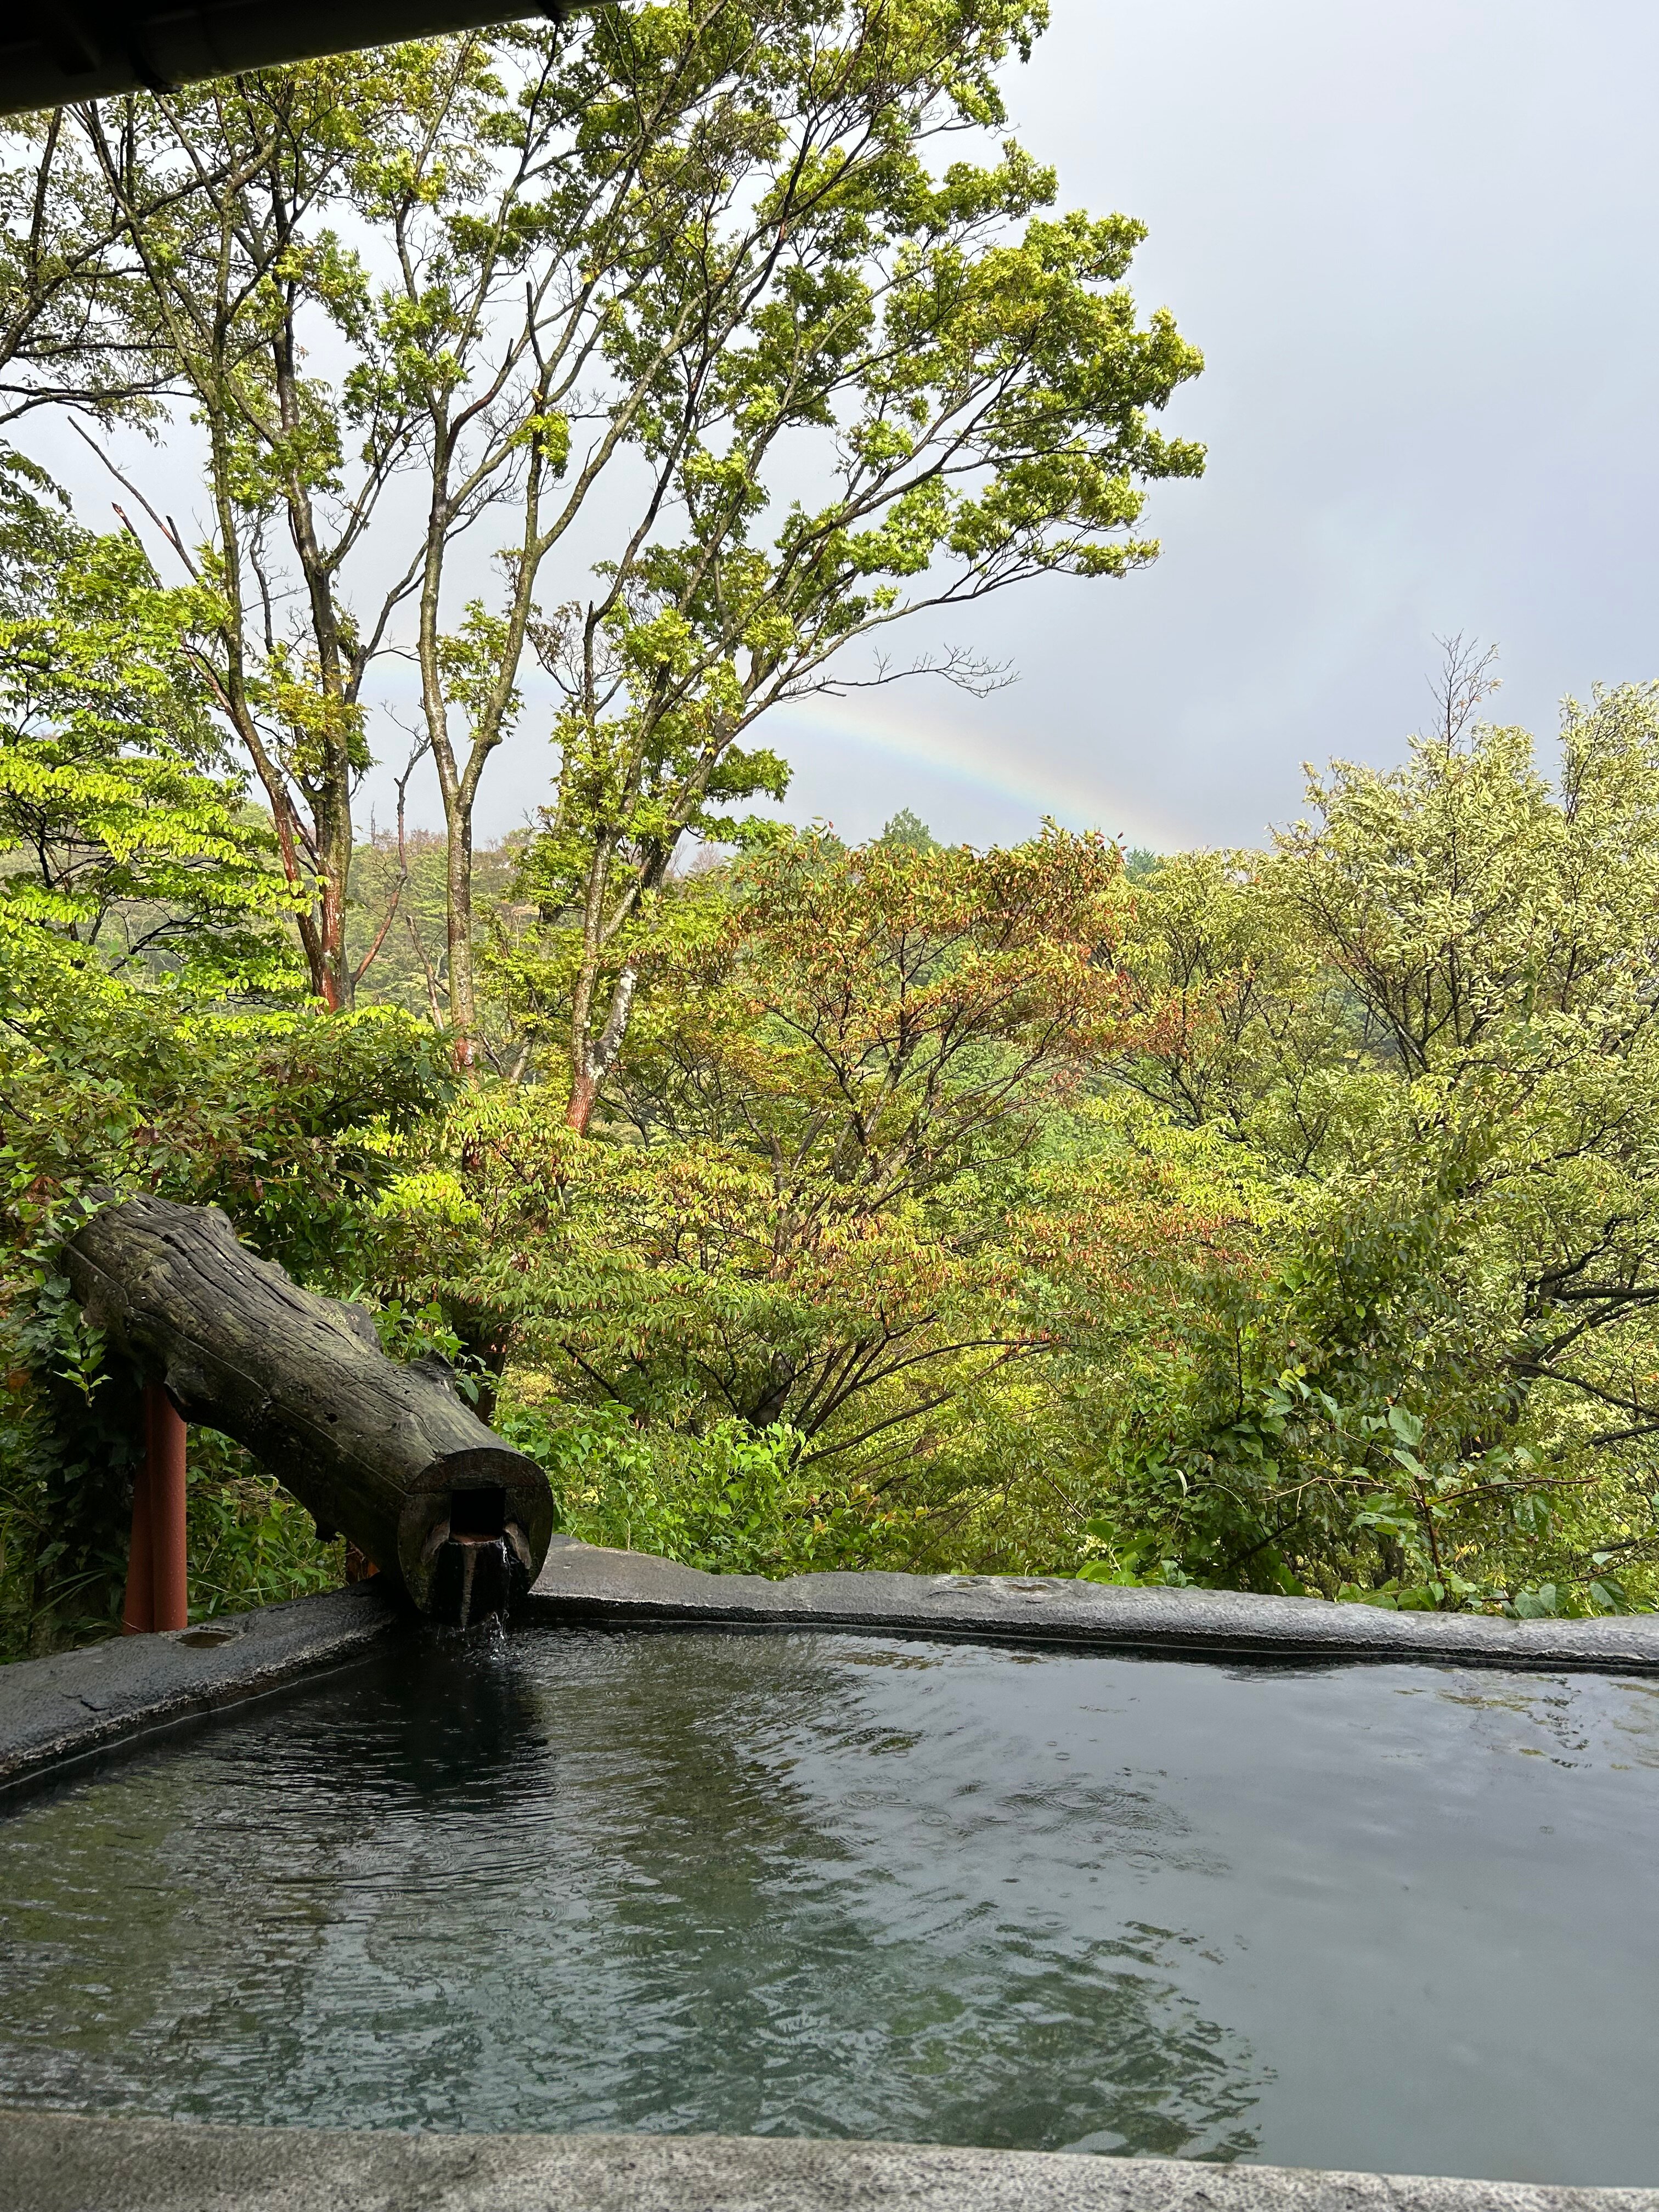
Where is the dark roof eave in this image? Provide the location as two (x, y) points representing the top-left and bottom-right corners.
(1, 0), (572, 119)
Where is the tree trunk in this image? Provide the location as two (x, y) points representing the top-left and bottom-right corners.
(565, 1059), (599, 1135)
(566, 957), (639, 1134)
(444, 793), (478, 1065)
(317, 792), (355, 1012)
(67, 1194), (555, 1626)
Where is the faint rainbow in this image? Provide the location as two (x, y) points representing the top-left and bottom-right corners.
(759, 693), (1182, 853)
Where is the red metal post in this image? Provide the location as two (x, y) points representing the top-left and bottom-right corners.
(145, 1382), (189, 1632)
(120, 1458), (155, 1635)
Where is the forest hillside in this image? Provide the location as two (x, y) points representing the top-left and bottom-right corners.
(2, 9), (1656, 1653)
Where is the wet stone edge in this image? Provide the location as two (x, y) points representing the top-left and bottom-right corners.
(3, 2114), (1658, 2212)
(526, 1534), (1659, 1674)
(0, 1579), (405, 1798)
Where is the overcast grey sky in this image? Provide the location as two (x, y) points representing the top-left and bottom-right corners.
(765, 0), (1659, 853)
(27, 1), (1658, 857)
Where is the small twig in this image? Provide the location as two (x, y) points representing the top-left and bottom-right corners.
(69, 418), (199, 578)
(354, 737), (430, 986)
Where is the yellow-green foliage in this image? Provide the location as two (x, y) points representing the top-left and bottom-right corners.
(1077, 682), (1659, 1614)
(373, 699), (1659, 1616)
(10, 597), (1659, 1645)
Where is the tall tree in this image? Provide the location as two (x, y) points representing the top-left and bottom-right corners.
(508, 0), (1203, 1127)
(388, 826), (1141, 1462)
(23, 2), (1199, 1068)
(63, 48), (500, 1011)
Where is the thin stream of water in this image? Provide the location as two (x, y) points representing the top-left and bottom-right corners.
(2, 1628), (1657, 2183)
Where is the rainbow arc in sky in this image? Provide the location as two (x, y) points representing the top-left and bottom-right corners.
(762, 693), (1185, 854)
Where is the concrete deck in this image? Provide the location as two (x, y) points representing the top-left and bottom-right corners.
(5, 2114), (1656, 2212)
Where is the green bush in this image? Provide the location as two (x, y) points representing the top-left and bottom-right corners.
(498, 1398), (911, 1578)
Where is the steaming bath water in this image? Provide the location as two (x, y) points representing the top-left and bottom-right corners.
(2, 1628), (1658, 2185)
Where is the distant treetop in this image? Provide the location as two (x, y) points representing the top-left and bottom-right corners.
(879, 810), (939, 853)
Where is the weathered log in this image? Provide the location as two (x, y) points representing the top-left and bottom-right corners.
(66, 1193), (554, 1627)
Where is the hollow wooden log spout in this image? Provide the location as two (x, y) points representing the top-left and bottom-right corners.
(67, 1193), (555, 1628)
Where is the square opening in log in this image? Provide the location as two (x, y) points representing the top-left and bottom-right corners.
(449, 1486), (507, 1539)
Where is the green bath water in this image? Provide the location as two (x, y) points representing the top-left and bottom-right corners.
(2, 1628), (1657, 2184)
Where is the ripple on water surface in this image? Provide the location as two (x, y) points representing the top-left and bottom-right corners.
(2, 1628), (1658, 2185)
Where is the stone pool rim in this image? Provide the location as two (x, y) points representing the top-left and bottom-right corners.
(8, 1531), (1659, 1797)
(0, 1579), (399, 1798)
(525, 1533), (1659, 1672)
(5, 2113), (1657, 2212)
